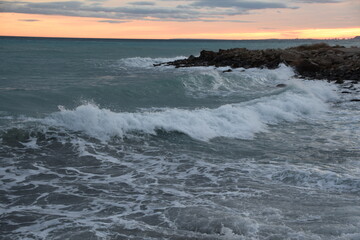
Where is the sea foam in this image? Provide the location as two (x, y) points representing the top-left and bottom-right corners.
(118, 56), (186, 68)
(181, 64), (296, 97)
(43, 78), (337, 142)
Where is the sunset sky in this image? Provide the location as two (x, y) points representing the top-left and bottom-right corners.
(0, 0), (359, 39)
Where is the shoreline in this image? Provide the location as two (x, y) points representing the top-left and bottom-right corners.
(157, 43), (360, 84)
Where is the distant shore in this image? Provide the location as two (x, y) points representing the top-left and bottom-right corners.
(157, 43), (360, 83)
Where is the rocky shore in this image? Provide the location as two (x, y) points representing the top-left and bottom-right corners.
(156, 43), (360, 83)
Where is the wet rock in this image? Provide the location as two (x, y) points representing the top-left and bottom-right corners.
(335, 79), (345, 84)
(158, 43), (360, 82)
(276, 84), (287, 88)
(199, 50), (217, 61)
(295, 59), (321, 75)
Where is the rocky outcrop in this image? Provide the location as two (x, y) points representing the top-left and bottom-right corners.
(157, 43), (360, 82)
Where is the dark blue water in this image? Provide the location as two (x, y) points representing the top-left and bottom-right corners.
(1, 37), (360, 239)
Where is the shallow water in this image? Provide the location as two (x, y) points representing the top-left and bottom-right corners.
(1, 37), (360, 239)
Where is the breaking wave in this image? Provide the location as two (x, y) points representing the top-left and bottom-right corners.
(180, 64), (296, 97)
(118, 56), (186, 68)
(42, 79), (337, 142)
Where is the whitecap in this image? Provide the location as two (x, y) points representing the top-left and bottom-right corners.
(118, 56), (186, 69)
(41, 79), (338, 142)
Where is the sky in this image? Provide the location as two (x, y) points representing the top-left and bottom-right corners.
(0, 0), (359, 39)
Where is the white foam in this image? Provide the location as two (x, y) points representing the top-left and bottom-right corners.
(118, 56), (186, 68)
(20, 136), (39, 149)
(181, 64), (299, 97)
(42, 79), (337, 142)
(270, 165), (360, 192)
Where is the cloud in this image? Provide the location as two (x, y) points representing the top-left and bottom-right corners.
(294, 0), (342, 3)
(260, 27), (278, 29)
(0, 0), (295, 22)
(18, 18), (40, 22)
(98, 20), (129, 23)
(128, 1), (156, 6)
(0, 1), (194, 20)
(190, 0), (289, 10)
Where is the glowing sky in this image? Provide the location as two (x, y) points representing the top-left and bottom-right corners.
(0, 0), (359, 39)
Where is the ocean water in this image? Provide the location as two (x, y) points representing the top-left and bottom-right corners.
(1, 37), (360, 240)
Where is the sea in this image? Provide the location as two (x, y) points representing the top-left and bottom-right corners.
(1, 37), (360, 240)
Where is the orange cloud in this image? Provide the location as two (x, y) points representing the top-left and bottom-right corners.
(1, 13), (359, 40)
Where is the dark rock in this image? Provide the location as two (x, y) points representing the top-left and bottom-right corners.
(156, 43), (360, 82)
(335, 79), (345, 84)
(350, 99), (360, 102)
(295, 59), (321, 74)
(276, 84), (287, 88)
(223, 69), (233, 73)
(280, 51), (301, 65)
(291, 43), (332, 51)
(231, 62), (240, 68)
(199, 50), (217, 61)
(341, 91), (352, 94)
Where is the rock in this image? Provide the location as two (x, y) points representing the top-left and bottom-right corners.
(350, 99), (360, 102)
(295, 59), (320, 75)
(188, 55), (196, 60)
(199, 50), (217, 61)
(280, 51), (301, 65)
(157, 43), (360, 81)
(223, 69), (233, 73)
(276, 84), (287, 88)
(335, 79), (345, 84)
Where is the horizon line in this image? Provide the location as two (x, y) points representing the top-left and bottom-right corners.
(0, 35), (358, 41)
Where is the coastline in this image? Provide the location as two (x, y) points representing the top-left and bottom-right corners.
(157, 43), (360, 83)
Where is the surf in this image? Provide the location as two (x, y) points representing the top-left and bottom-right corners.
(40, 74), (338, 142)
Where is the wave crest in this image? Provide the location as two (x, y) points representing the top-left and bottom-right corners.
(43, 80), (337, 141)
(118, 56), (186, 68)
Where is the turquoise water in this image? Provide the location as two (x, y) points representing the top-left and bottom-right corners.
(1, 37), (360, 239)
